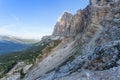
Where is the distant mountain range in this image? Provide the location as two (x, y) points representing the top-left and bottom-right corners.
(0, 35), (39, 54)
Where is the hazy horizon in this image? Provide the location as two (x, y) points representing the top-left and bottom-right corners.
(0, 0), (89, 40)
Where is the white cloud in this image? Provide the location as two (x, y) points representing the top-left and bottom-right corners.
(0, 24), (43, 40)
(0, 14), (51, 40)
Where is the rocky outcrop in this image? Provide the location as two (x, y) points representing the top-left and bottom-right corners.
(24, 0), (120, 80)
(69, 9), (87, 36)
(52, 66), (120, 80)
(1, 62), (32, 80)
(52, 12), (73, 36)
(85, 40), (120, 70)
(1, 73), (21, 80)
(35, 40), (120, 80)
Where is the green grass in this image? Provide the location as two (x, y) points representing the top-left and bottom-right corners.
(35, 39), (61, 64)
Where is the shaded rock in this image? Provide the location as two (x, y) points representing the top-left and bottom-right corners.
(56, 66), (120, 80)
(85, 40), (120, 70)
(116, 59), (120, 66)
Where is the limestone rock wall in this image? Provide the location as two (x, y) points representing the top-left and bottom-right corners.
(24, 0), (120, 80)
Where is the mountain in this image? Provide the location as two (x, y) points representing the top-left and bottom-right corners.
(0, 35), (39, 44)
(0, 37), (60, 79)
(0, 41), (29, 54)
(52, 12), (73, 36)
(0, 35), (38, 54)
(23, 0), (120, 80)
(1, 0), (120, 80)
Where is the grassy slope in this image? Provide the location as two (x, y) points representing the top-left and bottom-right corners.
(0, 39), (51, 78)
(0, 39), (61, 78)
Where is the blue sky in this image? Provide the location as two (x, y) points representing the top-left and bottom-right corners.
(0, 0), (89, 39)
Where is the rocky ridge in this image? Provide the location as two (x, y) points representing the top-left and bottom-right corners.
(23, 0), (120, 80)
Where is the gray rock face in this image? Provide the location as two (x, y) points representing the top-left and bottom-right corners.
(24, 0), (120, 80)
(1, 73), (20, 80)
(85, 40), (120, 70)
(61, 66), (120, 80)
(38, 66), (120, 80)
(36, 40), (120, 80)
(69, 9), (87, 36)
(52, 12), (73, 36)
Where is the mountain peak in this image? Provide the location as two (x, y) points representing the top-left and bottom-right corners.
(62, 11), (71, 14)
(53, 12), (73, 36)
(57, 11), (72, 22)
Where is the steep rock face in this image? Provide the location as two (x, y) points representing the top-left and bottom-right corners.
(52, 12), (73, 36)
(24, 0), (120, 80)
(69, 9), (87, 36)
(77, 0), (120, 55)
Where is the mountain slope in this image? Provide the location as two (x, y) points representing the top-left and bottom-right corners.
(0, 36), (28, 54)
(52, 12), (73, 36)
(0, 41), (29, 54)
(0, 35), (39, 44)
(23, 0), (120, 80)
(0, 37), (62, 79)
(0, 38), (52, 78)
(0, 35), (39, 54)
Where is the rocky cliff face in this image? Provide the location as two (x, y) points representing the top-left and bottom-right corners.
(52, 12), (73, 36)
(24, 0), (120, 80)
